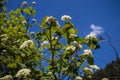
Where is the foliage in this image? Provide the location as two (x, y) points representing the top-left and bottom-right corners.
(92, 59), (120, 80)
(0, 1), (101, 80)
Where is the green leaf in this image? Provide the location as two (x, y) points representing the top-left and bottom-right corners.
(69, 28), (78, 34)
(87, 57), (94, 65)
(62, 22), (74, 33)
(16, 8), (22, 14)
(41, 16), (48, 28)
(7, 63), (17, 68)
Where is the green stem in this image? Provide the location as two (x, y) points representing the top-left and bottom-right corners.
(49, 25), (57, 79)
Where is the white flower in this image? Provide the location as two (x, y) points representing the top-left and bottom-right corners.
(85, 34), (96, 40)
(0, 75), (13, 80)
(47, 72), (53, 75)
(32, 18), (37, 22)
(16, 69), (31, 78)
(102, 78), (109, 80)
(22, 1), (28, 6)
(20, 40), (35, 49)
(83, 67), (94, 74)
(66, 45), (76, 51)
(22, 20), (27, 24)
(71, 41), (82, 49)
(75, 76), (83, 80)
(83, 49), (92, 57)
(32, 1), (36, 5)
(61, 15), (72, 21)
(45, 16), (56, 23)
(89, 65), (100, 70)
(51, 37), (58, 40)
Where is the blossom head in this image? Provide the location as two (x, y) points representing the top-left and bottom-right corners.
(71, 41), (82, 49)
(66, 45), (76, 51)
(85, 34), (96, 40)
(0, 75), (13, 80)
(32, 1), (36, 5)
(22, 20), (27, 24)
(22, 1), (28, 6)
(16, 69), (31, 79)
(83, 67), (94, 74)
(102, 78), (109, 80)
(20, 40), (35, 49)
(89, 65), (100, 70)
(61, 15), (72, 21)
(82, 49), (92, 57)
(75, 76), (83, 80)
(32, 18), (37, 23)
(45, 16), (56, 25)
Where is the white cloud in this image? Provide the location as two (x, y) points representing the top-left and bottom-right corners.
(90, 24), (103, 36)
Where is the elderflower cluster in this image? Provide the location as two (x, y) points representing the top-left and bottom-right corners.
(61, 15), (72, 21)
(46, 16), (56, 24)
(75, 76), (83, 80)
(51, 37), (58, 40)
(71, 41), (82, 49)
(20, 40), (35, 49)
(0, 75), (13, 80)
(66, 45), (76, 51)
(22, 1), (28, 6)
(32, 1), (36, 5)
(16, 69), (31, 79)
(82, 49), (92, 57)
(22, 20), (27, 24)
(89, 65), (100, 70)
(83, 67), (94, 74)
(32, 18), (37, 23)
(102, 78), (109, 80)
(85, 34), (97, 40)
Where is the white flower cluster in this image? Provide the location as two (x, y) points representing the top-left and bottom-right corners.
(22, 1), (28, 6)
(82, 49), (92, 57)
(83, 67), (94, 74)
(51, 37), (58, 40)
(32, 1), (36, 5)
(102, 78), (109, 80)
(0, 75), (13, 80)
(66, 45), (76, 51)
(20, 40), (35, 49)
(75, 76), (83, 80)
(22, 20), (27, 24)
(16, 69), (31, 79)
(71, 41), (82, 49)
(61, 15), (72, 21)
(85, 34), (96, 40)
(32, 18), (37, 22)
(45, 16), (56, 23)
(89, 65), (100, 70)
(22, 1), (36, 6)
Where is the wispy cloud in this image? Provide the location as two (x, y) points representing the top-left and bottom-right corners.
(90, 24), (104, 36)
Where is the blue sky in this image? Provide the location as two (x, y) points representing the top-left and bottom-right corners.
(7, 0), (120, 68)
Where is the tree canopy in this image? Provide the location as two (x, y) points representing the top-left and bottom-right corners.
(0, 1), (101, 80)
